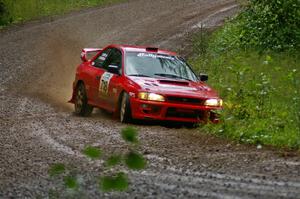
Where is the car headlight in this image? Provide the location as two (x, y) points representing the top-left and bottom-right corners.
(204, 99), (223, 107)
(138, 92), (165, 102)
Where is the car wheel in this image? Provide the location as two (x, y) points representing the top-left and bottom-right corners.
(120, 92), (132, 123)
(74, 83), (93, 116)
(183, 122), (198, 129)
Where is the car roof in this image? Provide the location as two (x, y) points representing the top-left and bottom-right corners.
(109, 44), (178, 56)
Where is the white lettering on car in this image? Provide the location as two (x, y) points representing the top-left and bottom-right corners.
(137, 53), (175, 60)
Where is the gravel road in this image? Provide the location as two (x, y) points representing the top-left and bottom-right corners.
(0, 0), (300, 198)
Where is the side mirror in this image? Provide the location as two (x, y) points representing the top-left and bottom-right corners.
(107, 65), (120, 75)
(199, 73), (208, 82)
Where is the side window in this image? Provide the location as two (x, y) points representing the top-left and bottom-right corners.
(93, 48), (111, 68)
(103, 48), (122, 73)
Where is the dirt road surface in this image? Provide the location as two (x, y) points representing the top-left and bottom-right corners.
(0, 0), (300, 198)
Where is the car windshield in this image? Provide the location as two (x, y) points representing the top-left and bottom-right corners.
(125, 52), (198, 81)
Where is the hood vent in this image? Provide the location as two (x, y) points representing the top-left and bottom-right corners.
(159, 80), (189, 86)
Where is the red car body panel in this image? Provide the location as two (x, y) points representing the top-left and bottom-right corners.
(70, 44), (222, 123)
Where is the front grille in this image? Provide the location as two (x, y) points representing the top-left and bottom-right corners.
(167, 96), (204, 105)
(166, 108), (200, 119)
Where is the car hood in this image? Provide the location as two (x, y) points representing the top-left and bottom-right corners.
(128, 76), (219, 99)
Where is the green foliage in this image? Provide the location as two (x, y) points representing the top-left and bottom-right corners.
(106, 154), (122, 167)
(191, 29), (300, 148)
(243, 0), (300, 50)
(49, 127), (146, 196)
(190, 0), (300, 149)
(83, 146), (102, 159)
(121, 126), (139, 144)
(64, 176), (78, 189)
(100, 172), (129, 192)
(0, 0), (125, 26)
(125, 151), (146, 170)
(0, 0), (10, 25)
(49, 163), (65, 177)
(205, 18), (244, 54)
(212, 0), (300, 51)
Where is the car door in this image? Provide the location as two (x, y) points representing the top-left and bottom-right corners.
(99, 48), (123, 111)
(87, 48), (111, 108)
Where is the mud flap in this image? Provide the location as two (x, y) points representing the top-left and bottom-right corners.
(68, 84), (77, 104)
(68, 96), (75, 104)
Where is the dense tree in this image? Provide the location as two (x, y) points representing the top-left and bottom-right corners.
(239, 0), (300, 51)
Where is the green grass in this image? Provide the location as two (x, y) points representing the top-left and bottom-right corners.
(191, 26), (300, 149)
(0, 0), (124, 26)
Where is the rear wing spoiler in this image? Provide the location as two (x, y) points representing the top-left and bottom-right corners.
(81, 48), (102, 62)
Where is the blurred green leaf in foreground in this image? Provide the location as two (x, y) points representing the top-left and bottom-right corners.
(100, 172), (129, 192)
(49, 126), (147, 195)
(83, 146), (102, 159)
(121, 126), (139, 144)
(125, 151), (146, 170)
(49, 163), (65, 177)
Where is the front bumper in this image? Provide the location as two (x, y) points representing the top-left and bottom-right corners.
(130, 98), (222, 123)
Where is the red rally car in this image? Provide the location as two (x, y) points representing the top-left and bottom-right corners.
(69, 44), (223, 124)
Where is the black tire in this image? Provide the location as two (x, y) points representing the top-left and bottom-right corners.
(183, 122), (198, 129)
(74, 83), (93, 116)
(120, 92), (132, 123)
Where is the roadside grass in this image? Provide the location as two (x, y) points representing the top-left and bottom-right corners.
(191, 26), (300, 149)
(0, 0), (124, 27)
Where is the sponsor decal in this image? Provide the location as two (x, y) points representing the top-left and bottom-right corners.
(158, 83), (197, 91)
(137, 53), (175, 60)
(99, 72), (114, 95)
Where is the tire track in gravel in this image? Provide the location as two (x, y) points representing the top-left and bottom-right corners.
(141, 170), (300, 195)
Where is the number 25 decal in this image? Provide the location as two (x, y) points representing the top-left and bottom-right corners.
(99, 72), (113, 95)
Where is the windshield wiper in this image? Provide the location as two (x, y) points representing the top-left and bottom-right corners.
(128, 74), (151, 77)
(154, 73), (191, 81)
